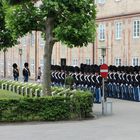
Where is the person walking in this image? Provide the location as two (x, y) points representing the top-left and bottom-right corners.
(23, 62), (30, 82)
(12, 63), (19, 81)
(37, 67), (42, 83)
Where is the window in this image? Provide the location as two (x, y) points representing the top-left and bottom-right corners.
(40, 35), (45, 48)
(8, 62), (12, 75)
(22, 37), (26, 46)
(40, 59), (44, 70)
(115, 58), (121, 66)
(31, 33), (35, 47)
(72, 59), (78, 66)
(99, 57), (103, 65)
(133, 20), (140, 38)
(132, 57), (139, 66)
(115, 22), (122, 39)
(0, 62), (4, 73)
(51, 59), (55, 65)
(94, 0), (97, 4)
(31, 59), (35, 73)
(98, 0), (105, 4)
(98, 24), (105, 41)
(86, 58), (91, 65)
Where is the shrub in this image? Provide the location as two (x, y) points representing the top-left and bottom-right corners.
(0, 92), (93, 121)
(0, 89), (23, 99)
(71, 91), (93, 118)
(65, 75), (74, 89)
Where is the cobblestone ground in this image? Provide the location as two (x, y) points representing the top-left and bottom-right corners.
(0, 99), (140, 140)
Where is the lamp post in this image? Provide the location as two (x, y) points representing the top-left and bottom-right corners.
(19, 48), (22, 79)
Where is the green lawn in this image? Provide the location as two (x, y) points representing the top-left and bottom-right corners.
(0, 89), (23, 99)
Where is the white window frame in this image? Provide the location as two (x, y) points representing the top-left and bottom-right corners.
(115, 22), (122, 40)
(40, 35), (45, 48)
(51, 59), (55, 65)
(98, 24), (105, 41)
(132, 57), (139, 66)
(115, 58), (121, 66)
(85, 58), (91, 65)
(8, 62), (12, 75)
(98, 0), (105, 4)
(133, 20), (140, 38)
(72, 59), (78, 66)
(0, 62), (4, 73)
(99, 57), (103, 65)
(40, 59), (44, 70)
(22, 37), (26, 46)
(31, 33), (35, 47)
(31, 59), (35, 73)
(94, 0), (97, 4)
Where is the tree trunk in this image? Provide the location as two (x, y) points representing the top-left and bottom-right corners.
(43, 18), (55, 96)
(4, 50), (7, 78)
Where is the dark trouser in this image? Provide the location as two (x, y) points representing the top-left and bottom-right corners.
(107, 83), (112, 97)
(95, 87), (101, 103)
(24, 76), (29, 82)
(14, 76), (18, 81)
(134, 86), (140, 101)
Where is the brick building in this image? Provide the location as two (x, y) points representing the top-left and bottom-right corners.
(0, 0), (140, 78)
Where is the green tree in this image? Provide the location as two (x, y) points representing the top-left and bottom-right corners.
(5, 0), (96, 96)
(0, 0), (17, 77)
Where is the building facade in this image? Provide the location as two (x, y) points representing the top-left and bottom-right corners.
(95, 0), (140, 66)
(0, 0), (140, 78)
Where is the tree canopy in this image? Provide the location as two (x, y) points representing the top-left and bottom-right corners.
(5, 0), (96, 95)
(0, 0), (17, 51)
(5, 0), (96, 47)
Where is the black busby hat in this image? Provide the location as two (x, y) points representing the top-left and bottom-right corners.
(13, 63), (17, 68)
(74, 66), (80, 73)
(24, 62), (29, 67)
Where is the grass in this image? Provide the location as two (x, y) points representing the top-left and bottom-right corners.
(0, 89), (23, 99)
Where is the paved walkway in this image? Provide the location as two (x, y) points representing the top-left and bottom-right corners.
(0, 99), (140, 140)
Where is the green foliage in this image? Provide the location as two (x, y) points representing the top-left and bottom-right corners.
(0, 1), (17, 50)
(7, 0), (31, 5)
(0, 89), (23, 99)
(65, 75), (74, 89)
(53, 0), (96, 47)
(5, 2), (43, 39)
(71, 91), (93, 118)
(5, 0), (96, 47)
(65, 75), (74, 85)
(0, 80), (93, 121)
(4, 0), (96, 96)
(0, 93), (93, 121)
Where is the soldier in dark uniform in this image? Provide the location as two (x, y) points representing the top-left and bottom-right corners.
(107, 65), (113, 97)
(12, 63), (19, 81)
(134, 66), (140, 101)
(95, 66), (102, 103)
(60, 66), (66, 86)
(23, 62), (30, 82)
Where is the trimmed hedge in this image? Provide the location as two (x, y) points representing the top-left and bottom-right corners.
(71, 91), (93, 118)
(0, 89), (23, 99)
(0, 92), (93, 122)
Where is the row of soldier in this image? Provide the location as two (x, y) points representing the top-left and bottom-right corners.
(51, 64), (140, 103)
